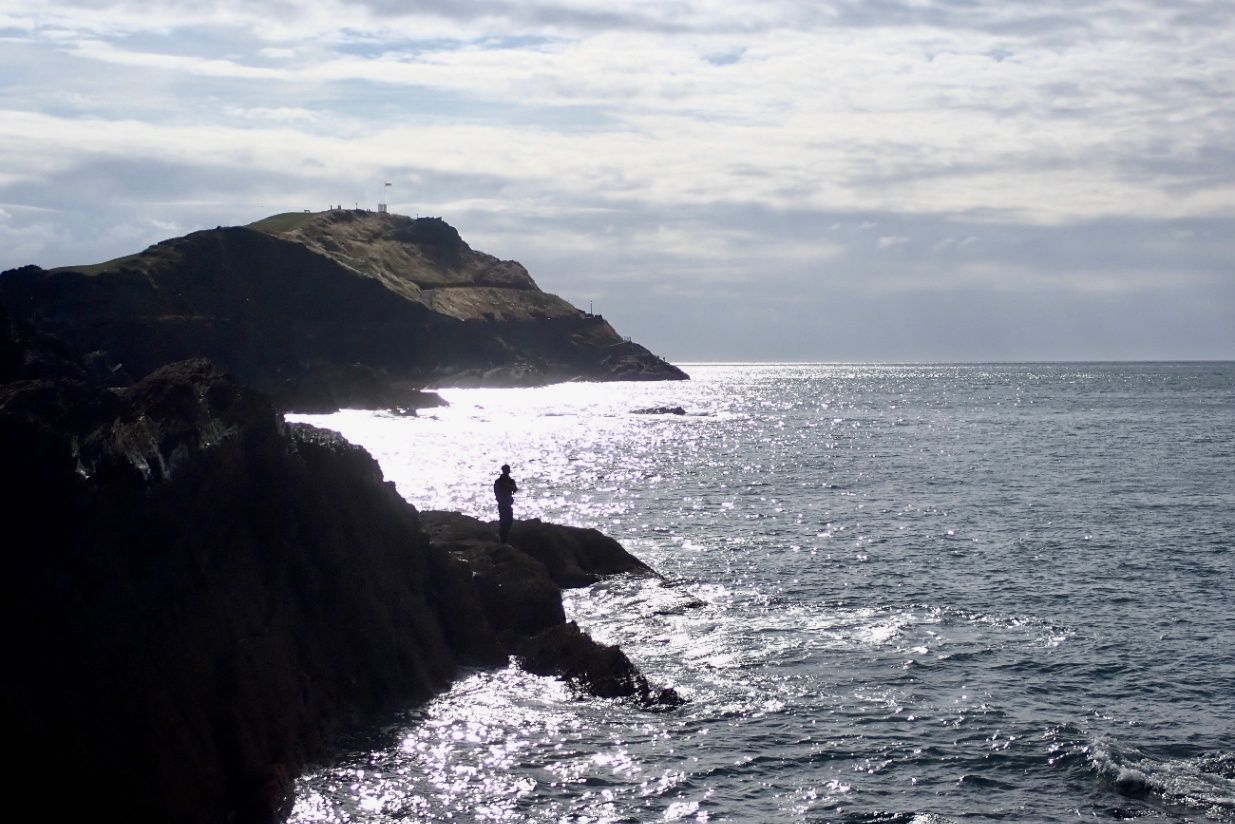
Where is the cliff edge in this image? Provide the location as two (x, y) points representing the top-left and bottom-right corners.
(1, 303), (677, 823)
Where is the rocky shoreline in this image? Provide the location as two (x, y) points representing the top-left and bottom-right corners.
(1, 303), (678, 823)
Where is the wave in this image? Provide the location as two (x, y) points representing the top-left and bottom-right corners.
(1088, 738), (1235, 819)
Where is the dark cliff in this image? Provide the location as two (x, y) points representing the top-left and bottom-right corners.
(0, 210), (686, 411)
(1, 305), (676, 823)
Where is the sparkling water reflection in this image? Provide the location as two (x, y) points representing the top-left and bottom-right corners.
(289, 363), (1235, 823)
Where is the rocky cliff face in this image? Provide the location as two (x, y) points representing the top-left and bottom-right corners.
(0, 211), (686, 411)
(1, 306), (677, 823)
(249, 211), (574, 322)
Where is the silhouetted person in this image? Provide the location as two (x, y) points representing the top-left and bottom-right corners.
(493, 464), (517, 543)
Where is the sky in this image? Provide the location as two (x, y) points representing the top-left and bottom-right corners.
(1, 1), (1233, 361)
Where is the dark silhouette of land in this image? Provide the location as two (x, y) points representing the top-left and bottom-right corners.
(0, 209), (687, 413)
(0, 301), (679, 823)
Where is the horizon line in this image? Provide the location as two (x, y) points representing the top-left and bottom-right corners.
(670, 359), (1235, 366)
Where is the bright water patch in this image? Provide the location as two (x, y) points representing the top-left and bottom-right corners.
(288, 363), (1235, 822)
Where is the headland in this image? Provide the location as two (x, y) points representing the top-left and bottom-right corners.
(0, 213), (686, 821)
(0, 209), (686, 412)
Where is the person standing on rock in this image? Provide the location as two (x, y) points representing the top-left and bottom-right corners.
(493, 463), (518, 543)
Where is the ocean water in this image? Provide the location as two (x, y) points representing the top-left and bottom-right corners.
(286, 363), (1235, 823)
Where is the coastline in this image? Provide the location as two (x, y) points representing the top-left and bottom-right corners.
(1, 305), (679, 822)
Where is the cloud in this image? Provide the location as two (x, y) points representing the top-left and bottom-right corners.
(1, 0), (1232, 358)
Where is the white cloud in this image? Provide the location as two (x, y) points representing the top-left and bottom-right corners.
(870, 260), (1223, 296)
(0, 214), (67, 262)
(3, 1), (1231, 224)
(220, 106), (322, 123)
(66, 38), (287, 79)
(931, 236), (977, 253)
(1, 0), (1232, 357)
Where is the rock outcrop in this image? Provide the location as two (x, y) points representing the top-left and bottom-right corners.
(0, 210), (686, 411)
(515, 622), (682, 707)
(633, 405), (687, 415)
(1, 306), (677, 823)
(420, 509), (655, 588)
(419, 511), (679, 709)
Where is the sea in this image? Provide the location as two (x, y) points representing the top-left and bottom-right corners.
(286, 362), (1234, 823)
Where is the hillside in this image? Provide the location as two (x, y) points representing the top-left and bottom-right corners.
(250, 210), (578, 322)
(0, 210), (686, 410)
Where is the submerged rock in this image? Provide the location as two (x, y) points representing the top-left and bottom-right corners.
(632, 405), (687, 415)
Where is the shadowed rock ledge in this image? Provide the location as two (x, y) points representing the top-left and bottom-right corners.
(420, 509), (655, 588)
(1, 303), (678, 824)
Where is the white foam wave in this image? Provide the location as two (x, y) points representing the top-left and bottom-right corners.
(1089, 738), (1235, 817)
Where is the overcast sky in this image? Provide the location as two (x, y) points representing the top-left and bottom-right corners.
(2, 1), (1232, 361)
